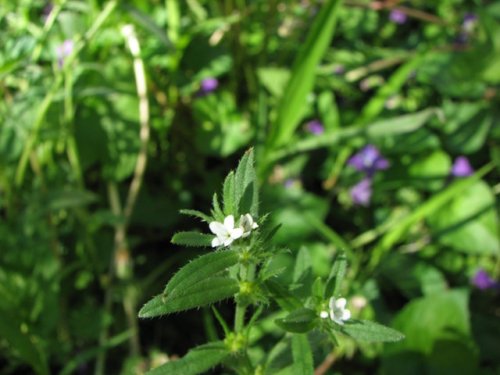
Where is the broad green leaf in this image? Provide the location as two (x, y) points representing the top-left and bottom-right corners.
(276, 308), (318, 333)
(387, 289), (470, 355)
(139, 277), (239, 317)
(163, 250), (239, 296)
(171, 231), (213, 247)
(45, 189), (98, 211)
(0, 308), (49, 375)
(340, 319), (404, 343)
(222, 171), (236, 215)
(291, 334), (314, 375)
(147, 341), (229, 375)
(179, 209), (212, 223)
(428, 180), (499, 255)
(406, 151), (451, 191)
(441, 101), (492, 154)
(266, 0), (342, 149)
(369, 163), (493, 270)
(234, 149), (258, 217)
(325, 253), (347, 298)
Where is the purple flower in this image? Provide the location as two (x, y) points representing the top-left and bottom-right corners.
(348, 145), (389, 177)
(56, 39), (74, 68)
(305, 120), (324, 135)
(389, 9), (407, 24)
(350, 178), (372, 206)
(199, 78), (219, 95)
(451, 156), (473, 177)
(472, 269), (498, 290)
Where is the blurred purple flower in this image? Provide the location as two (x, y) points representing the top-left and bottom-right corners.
(199, 78), (219, 95)
(56, 39), (74, 68)
(350, 178), (372, 206)
(456, 13), (477, 45)
(348, 145), (389, 177)
(472, 269), (498, 290)
(305, 120), (324, 135)
(451, 156), (473, 177)
(390, 9), (407, 24)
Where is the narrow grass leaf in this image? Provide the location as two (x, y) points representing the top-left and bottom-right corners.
(266, 0), (342, 149)
(147, 341), (229, 375)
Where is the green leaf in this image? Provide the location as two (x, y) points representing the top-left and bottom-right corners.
(369, 163), (494, 270)
(264, 280), (302, 312)
(234, 149), (258, 217)
(163, 250), (239, 297)
(339, 319), (405, 343)
(0, 308), (49, 375)
(171, 231), (213, 247)
(269, 108), (439, 163)
(179, 209), (212, 223)
(276, 308), (318, 333)
(222, 171), (236, 215)
(266, 0), (342, 149)
(428, 180), (499, 255)
(325, 253), (347, 298)
(147, 341), (229, 375)
(293, 247), (312, 284)
(359, 54), (425, 124)
(291, 334), (314, 375)
(211, 193), (225, 222)
(139, 277), (239, 317)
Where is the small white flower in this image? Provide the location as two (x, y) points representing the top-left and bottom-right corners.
(239, 213), (258, 237)
(209, 215), (244, 247)
(324, 297), (351, 325)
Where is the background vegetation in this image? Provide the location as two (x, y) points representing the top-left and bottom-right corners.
(1, 0), (499, 374)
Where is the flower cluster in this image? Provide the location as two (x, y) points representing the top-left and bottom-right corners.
(320, 297), (351, 325)
(472, 269), (498, 291)
(56, 39), (74, 68)
(348, 145), (389, 206)
(209, 214), (258, 248)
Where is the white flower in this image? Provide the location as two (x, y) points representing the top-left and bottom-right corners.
(239, 213), (258, 237)
(320, 297), (351, 325)
(209, 215), (243, 247)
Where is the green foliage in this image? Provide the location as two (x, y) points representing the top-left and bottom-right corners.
(340, 320), (405, 343)
(1, 0), (498, 374)
(147, 342), (229, 375)
(139, 278), (239, 318)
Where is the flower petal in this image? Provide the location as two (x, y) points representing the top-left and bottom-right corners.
(232, 227), (243, 239)
(224, 215), (235, 230)
(211, 236), (222, 247)
(209, 221), (226, 236)
(335, 298), (347, 309)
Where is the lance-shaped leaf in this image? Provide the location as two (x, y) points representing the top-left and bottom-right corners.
(222, 171), (236, 215)
(276, 308), (318, 333)
(164, 250), (239, 296)
(324, 253), (347, 298)
(179, 209), (212, 223)
(339, 319), (405, 342)
(147, 341), (229, 375)
(139, 277), (239, 317)
(291, 334), (314, 375)
(234, 149), (258, 217)
(171, 232), (213, 247)
(264, 279), (303, 312)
